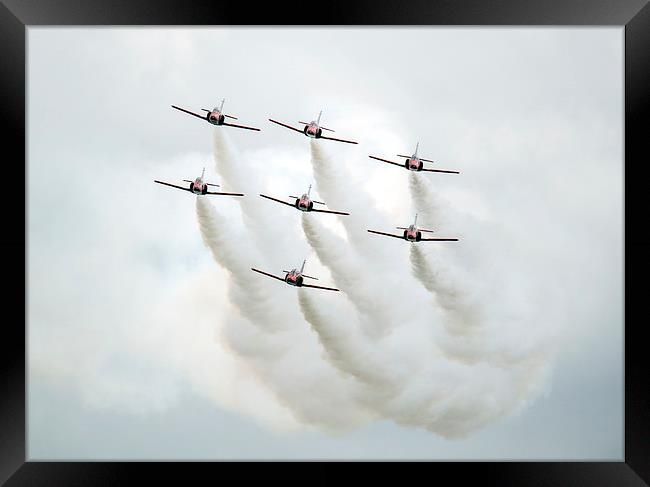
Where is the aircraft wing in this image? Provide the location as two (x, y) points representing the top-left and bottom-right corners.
(311, 208), (350, 216)
(154, 180), (192, 193)
(205, 190), (245, 196)
(171, 105), (205, 121)
(421, 167), (460, 174)
(419, 237), (459, 241)
(369, 155), (403, 168)
(319, 135), (358, 145)
(367, 229), (403, 239)
(251, 268), (285, 282)
(222, 122), (261, 131)
(269, 119), (304, 134)
(301, 283), (340, 292)
(260, 194), (295, 208)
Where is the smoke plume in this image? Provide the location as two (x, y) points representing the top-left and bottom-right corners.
(200, 131), (373, 431)
(193, 129), (557, 438)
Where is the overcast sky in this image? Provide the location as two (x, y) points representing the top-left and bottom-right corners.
(27, 27), (623, 460)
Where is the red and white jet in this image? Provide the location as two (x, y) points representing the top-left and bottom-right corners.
(369, 143), (459, 174)
(171, 99), (261, 131)
(367, 214), (458, 243)
(251, 259), (340, 292)
(268, 110), (358, 144)
(259, 184), (350, 216)
(154, 167), (244, 197)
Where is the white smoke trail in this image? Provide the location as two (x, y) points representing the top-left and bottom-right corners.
(195, 196), (289, 335)
(407, 171), (487, 347)
(305, 141), (422, 338)
(212, 129), (297, 263)
(297, 288), (396, 390)
(204, 135), (375, 431)
(297, 280), (552, 438)
(301, 144), (555, 437)
(199, 128), (556, 439)
(301, 213), (399, 339)
(409, 243), (502, 366)
(309, 140), (391, 260)
(298, 210), (535, 437)
(408, 172), (451, 231)
(410, 244), (482, 334)
(196, 196), (372, 430)
(408, 171), (556, 370)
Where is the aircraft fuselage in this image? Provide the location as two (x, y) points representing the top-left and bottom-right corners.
(405, 156), (424, 171)
(403, 225), (422, 242)
(207, 110), (225, 125)
(190, 178), (207, 195)
(295, 194), (314, 212)
(284, 270), (304, 286)
(303, 122), (322, 138)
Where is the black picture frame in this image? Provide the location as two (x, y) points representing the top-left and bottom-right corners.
(2, 0), (647, 484)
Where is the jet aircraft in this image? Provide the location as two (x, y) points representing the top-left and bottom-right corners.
(259, 184), (349, 215)
(269, 110), (358, 144)
(251, 259), (340, 291)
(154, 167), (244, 196)
(171, 99), (261, 131)
(369, 143), (459, 174)
(367, 214), (458, 242)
